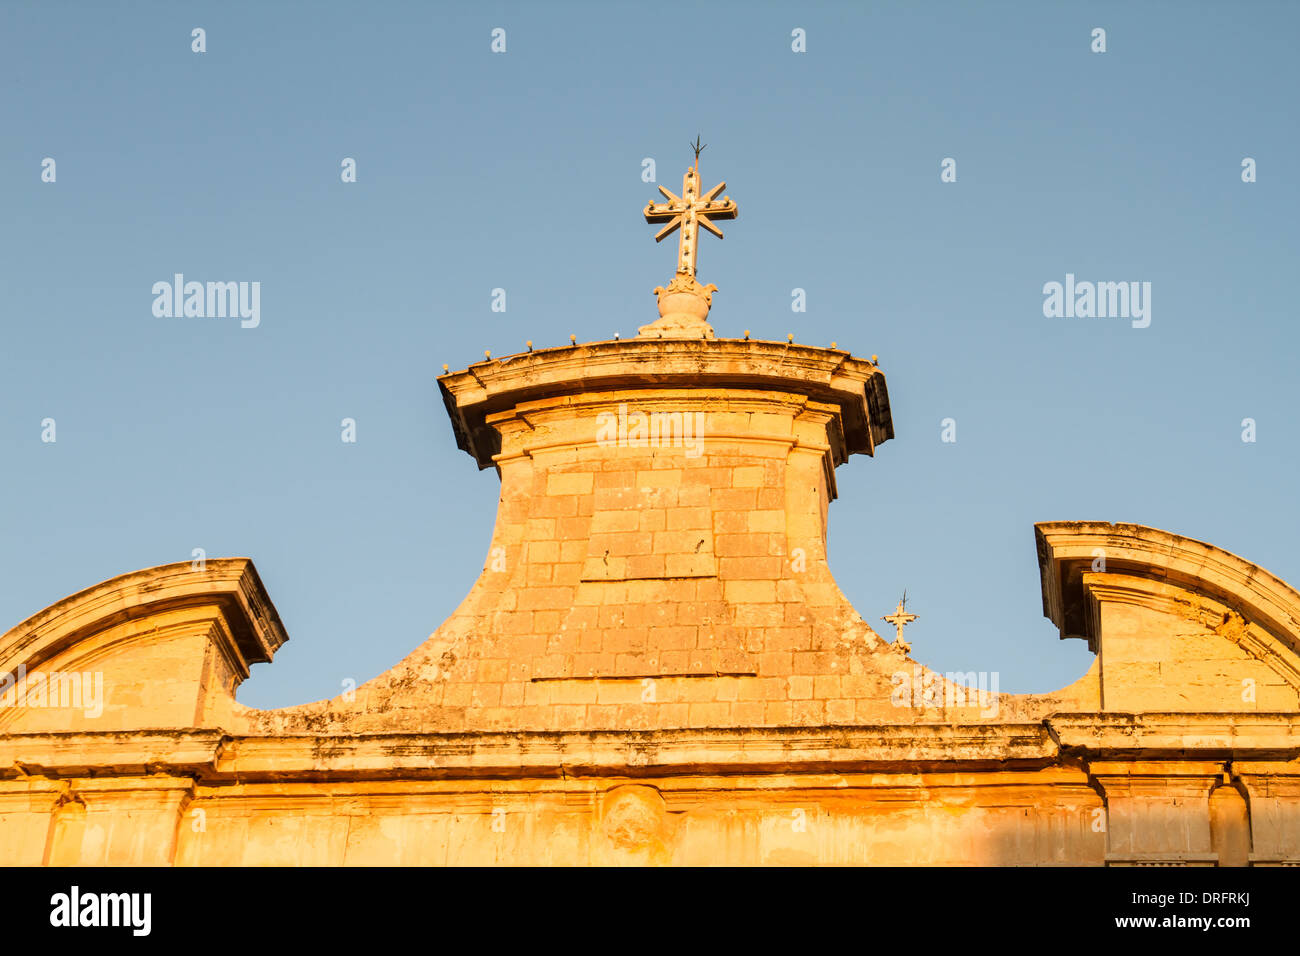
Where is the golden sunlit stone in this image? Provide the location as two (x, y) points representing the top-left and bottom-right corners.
(2, 150), (1298, 866)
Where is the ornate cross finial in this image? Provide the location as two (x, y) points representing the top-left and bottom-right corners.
(639, 142), (739, 338)
(644, 147), (736, 280)
(882, 591), (918, 649)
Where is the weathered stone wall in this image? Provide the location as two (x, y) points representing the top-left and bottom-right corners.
(3, 723), (1296, 865)
(237, 382), (918, 736)
(3, 339), (1299, 866)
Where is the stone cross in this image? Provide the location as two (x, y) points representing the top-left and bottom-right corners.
(882, 593), (918, 644)
(644, 144), (737, 279)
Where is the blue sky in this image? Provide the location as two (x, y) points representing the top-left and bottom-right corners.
(2, 1), (1297, 708)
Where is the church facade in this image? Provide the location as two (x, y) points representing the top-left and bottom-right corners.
(2, 157), (1298, 866)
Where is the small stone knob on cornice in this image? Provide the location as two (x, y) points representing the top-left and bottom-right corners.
(743, 330), (750, 340)
(787, 333), (794, 343)
(569, 334), (577, 345)
(526, 341), (533, 351)
(442, 363), (449, 373)
(484, 350), (491, 360)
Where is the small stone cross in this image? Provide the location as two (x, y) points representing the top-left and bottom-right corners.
(882, 592), (918, 645)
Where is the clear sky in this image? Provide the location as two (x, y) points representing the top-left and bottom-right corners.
(3, 1), (1297, 708)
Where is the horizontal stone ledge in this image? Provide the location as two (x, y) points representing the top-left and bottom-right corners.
(0, 730), (226, 779)
(0, 725), (1055, 780)
(529, 672), (758, 682)
(576, 573), (720, 584)
(1105, 853), (1220, 867)
(439, 339), (892, 468)
(3, 717), (1296, 782)
(1047, 712), (1300, 757)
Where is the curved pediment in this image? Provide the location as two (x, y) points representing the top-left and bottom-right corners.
(1036, 522), (1300, 712)
(0, 559), (286, 732)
